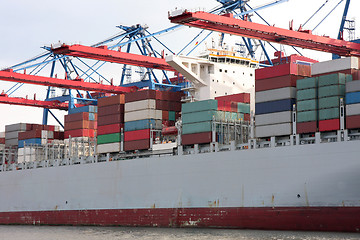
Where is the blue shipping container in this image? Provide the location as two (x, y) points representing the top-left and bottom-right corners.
(346, 92), (360, 105)
(124, 119), (161, 131)
(18, 138), (42, 148)
(68, 105), (97, 115)
(255, 99), (296, 115)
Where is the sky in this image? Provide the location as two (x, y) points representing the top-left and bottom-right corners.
(0, 0), (359, 131)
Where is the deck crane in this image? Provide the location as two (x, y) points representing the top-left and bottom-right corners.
(169, 10), (360, 57)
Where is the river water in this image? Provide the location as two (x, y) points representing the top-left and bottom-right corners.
(0, 226), (359, 240)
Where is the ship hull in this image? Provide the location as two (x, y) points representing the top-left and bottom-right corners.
(0, 140), (360, 231)
(0, 207), (359, 232)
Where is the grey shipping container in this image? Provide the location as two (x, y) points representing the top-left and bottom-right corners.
(311, 57), (359, 75)
(255, 123), (292, 138)
(255, 87), (296, 103)
(346, 80), (360, 93)
(255, 111), (292, 126)
(346, 103), (360, 116)
(5, 123), (28, 133)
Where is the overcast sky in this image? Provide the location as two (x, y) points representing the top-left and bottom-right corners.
(0, 0), (359, 131)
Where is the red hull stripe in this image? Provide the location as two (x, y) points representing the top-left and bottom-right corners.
(0, 207), (359, 232)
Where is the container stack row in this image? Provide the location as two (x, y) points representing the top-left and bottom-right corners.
(64, 105), (97, 139)
(346, 79), (360, 129)
(181, 93), (250, 145)
(5, 123), (28, 147)
(97, 95), (125, 154)
(296, 77), (318, 133)
(318, 73), (350, 131)
(124, 90), (163, 151)
(254, 60), (311, 138)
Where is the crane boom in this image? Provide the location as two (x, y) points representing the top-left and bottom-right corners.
(169, 11), (360, 57)
(52, 44), (176, 72)
(0, 95), (82, 110)
(0, 69), (137, 94)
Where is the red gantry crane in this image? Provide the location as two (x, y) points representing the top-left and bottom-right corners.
(169, 11), (360, 57)
(52, 44), (175, 72)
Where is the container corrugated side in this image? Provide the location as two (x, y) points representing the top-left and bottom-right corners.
(124, 119), (162, 131)
(255, 123), (292, 138)
(345, 92), (360, 105)
(297, 110), (318, 122)
(182, 121), (212, 135)
(124, 99), (156, 112)
(319, 96), (342, 109)
(319, 107), (340, 120)
(5, 123), (28, 132)
(255, 111), (292, 126)
(97, 142), (121, 154)
(296, 77), (318, 90)
(255, 87), (296, 103)
(311, 57), (359, 75)
(318, 73), (350, 87)
(297, 89), (317, 101)
(297, 99), (317, 112)
(346, 103), (360, 116)
(255, 99), (295, 115)
(346, 115), (360, 129)
(124, 109), (162, 122)
(318, 85), (345, 98)
(182, 100), (218, 114)
(346, 80), (360, 93)
(68, 105), (97, 114)
(97, 133), (122, 145)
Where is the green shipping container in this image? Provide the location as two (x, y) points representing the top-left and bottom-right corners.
(182, 121), (212, 134)
(318, 96), (342, 109)
(297, 99), (317, 112)
(319, 107), (339, 120)
(97, 133), (122, 145)
(297, 77), (318, 90)
(318, 85), (345, 98)
(237, 102), (250, 114)
(318, 73), (352, 87)
(297, 110), (317, 123)
(297, 89), (317, 101)
(182, 110), (217, 124)
(168, 111), (176, 121)
(182, 100), (218, 114)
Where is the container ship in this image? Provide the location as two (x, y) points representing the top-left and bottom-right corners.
(1, 6), (360, 233)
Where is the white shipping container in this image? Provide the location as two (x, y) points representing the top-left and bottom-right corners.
(18, 147), (36, 156)
(255, 87), (296, 103)
(255, 123), (292, 138)
(255, 111), (293, 126)
(41, 130), (54, 139)
(5, 123), (28, 132)
(125, 109), (162, 122)
(18, 155), (36, 163)
(0, 144), (4, 151)
(54, 126), (61, 131)
(346, 80), (360, 93)
(312, 57), (359, 76)
(97, 142), (121, 154)
(125, 99), (156, 112)
(0, 132), (5, 138)
(5, 131), (20, 140)
(346, 103), (360, 116)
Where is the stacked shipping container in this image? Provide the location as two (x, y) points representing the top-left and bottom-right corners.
(181, 93), (250, 145)
(0, 132), (5, 150)
(64, 106), (97, 138)
(296, 77), (318, 133)
(346, 79), (360, 129)
(255, 60), (312, 138)
(97, 95), (125, 154)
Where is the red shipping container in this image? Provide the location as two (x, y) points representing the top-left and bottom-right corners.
(98, 114), (124, 126)
(244, 113), (250, 122)
(319, 119), (340, 132)
(162, 111), (169, 120)
(168, 91), (183, 102)
(124, 139), (150, 151)
(162, 126), (178, 136)
(89, 121), (97, 130)
(26, 124), (55, 131)
(124, 129), (151, 141)
(169, 101), (181, 112)
(98, 104), (124, 116)
(230, 102), (238, 112)
(97, 123), (124, 135)
(168, 120), (175, 126)
(217, 101), (232, 112)
(175, 112), (181, 120)
(182, 132), (213, 145)
(256, 63), (311, 80)
(215, 93), (250, 104)
(255, 75), (303, 92)
(156, 100), (167, 110)
(0, 138), (5, 144)
(346, 115), (360, 129)
(18, 129), (52, 140)
(97, 94), (125, 107)
(297, 121), (317, 134)
(65, 120), (91, 131)
(54, 131), (65, 140)
(65, 129), (95, 138)
(125, 90), (161, 103)
(65, 112), (89, 122)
